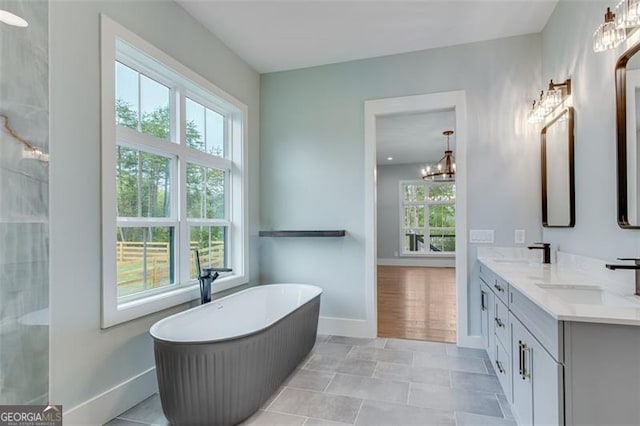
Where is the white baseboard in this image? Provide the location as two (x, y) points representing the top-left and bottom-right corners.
(377, 257), (455, 267)
(318, 316), (374, 338)
(63, 367), (157, 426)
(456, 334), (484, 349)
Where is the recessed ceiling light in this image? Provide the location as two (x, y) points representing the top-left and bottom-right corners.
(0, 9), (29, 27)
(387, 156), (393, 161)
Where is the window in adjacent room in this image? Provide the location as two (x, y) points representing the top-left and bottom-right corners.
(400, 181), (455, 255)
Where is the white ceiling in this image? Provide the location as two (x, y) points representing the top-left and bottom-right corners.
(177, 0), (558, 73)
(376, 109), (456, 166)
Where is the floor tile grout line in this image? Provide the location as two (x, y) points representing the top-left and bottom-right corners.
(113, 416), (155, 425)
(302, 365), (377, 379)
(494, 393), (508, 419)
(352, 399), (365, 425)
(454, 409), (514, 423)
(266, 400), (362, 425)
(321, 386), (409, 406)
(323, 372), (337, 392)
(263, 386), (286, 411)
(367, 361), (377, 378)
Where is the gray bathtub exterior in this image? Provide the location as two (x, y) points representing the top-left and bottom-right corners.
(153, 294), (320, 426)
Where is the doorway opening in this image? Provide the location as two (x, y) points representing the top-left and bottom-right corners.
(364, 91), (473, 347)
(375, 110), (457, 343)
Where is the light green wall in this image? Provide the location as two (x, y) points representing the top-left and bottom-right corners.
(49, 0), (260, 413)
(542, 0), (640, 259)
(260, 34), (543, 333)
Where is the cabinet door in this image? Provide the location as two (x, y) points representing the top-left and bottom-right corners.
(495, 339), (512, 403)
(512, 318), (533, 425)
(480, 283), (490, 349)
(512, 316), (563, 426)
(530, 331), (564, 425)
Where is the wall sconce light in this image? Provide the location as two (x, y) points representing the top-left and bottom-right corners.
(0, 9), (28, 27)
(616, 0), (640, 29)
(527, 79), (572, 124)
(593, 7), (626, 52)
(591, 2), (640, 52)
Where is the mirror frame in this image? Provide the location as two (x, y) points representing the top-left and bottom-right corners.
(541, 106), (575, 228)
(615, 42), (640, 228)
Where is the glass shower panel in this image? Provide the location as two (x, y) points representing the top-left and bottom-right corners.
(0, 0), (49, 404)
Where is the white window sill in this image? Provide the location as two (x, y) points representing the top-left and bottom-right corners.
(102, 275), (247, 328)
(400, 252), (456, 258)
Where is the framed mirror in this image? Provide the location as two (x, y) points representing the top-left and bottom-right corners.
(541, 107), (575, 227)
(615, 43), (640, 228)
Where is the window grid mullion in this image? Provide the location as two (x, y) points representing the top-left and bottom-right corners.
(178, 91), (190, 285)
(137, 72), (142, 132)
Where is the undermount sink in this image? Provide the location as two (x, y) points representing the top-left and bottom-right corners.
(536, 284), (640, 308)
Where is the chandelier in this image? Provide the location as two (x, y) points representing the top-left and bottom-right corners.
(421, 130), (455, 182)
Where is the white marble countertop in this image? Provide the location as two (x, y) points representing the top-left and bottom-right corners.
(477, 247), (640, 326)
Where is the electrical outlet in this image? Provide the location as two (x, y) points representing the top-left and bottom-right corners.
(469, 229), (494, 244)
(515, 229), (526, 244)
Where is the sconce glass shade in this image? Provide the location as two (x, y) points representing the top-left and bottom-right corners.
(527, 79), (571, 125)
(616, 0), (640, 28)
(542, 88), (562, 111)
(594, 7), (626, 52)
(527, 101), (545, 124)
(0, 9), (28, 27)
(421, 130), (456, 182)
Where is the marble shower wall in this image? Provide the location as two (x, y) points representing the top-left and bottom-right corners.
(0, 0), (49, 404)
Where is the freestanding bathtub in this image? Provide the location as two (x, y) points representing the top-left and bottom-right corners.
(150, 283), (322, 426)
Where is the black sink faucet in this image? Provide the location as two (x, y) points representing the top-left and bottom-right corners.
(605, 258), (640, 296)
(195, 250), (233, 304)
(528, 242), (551, 264)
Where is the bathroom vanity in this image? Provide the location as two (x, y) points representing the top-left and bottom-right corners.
(477, 249), (640, 425)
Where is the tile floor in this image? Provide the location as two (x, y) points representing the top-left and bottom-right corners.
(105, 336), (515, 426)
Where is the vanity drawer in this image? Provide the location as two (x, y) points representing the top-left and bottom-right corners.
(478, 263), (495, 287)
(493, 276), (509, 305)
(494, 298), (510, 350)
(479, 263), (509, 305)
(494, 340), (512, 402)
(509, 286), (563, 362)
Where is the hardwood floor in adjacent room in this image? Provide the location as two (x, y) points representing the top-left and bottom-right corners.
(377, 266), (456, 343)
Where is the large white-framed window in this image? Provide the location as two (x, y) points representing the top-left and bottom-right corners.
(100, 15), (248, 328)
(400, 180), (455, 256)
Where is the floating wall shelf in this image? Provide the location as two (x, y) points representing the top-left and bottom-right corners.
(258, 230), (346, 238)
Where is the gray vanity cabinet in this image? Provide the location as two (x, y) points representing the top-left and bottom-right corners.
(480, 282), (494, 350)
(511, 316), (564, 426)
(479, 266), (512, 402)
(478, 262), (564, 425)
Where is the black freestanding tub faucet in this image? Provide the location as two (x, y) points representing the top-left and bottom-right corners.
(194, 250), (232, 304)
